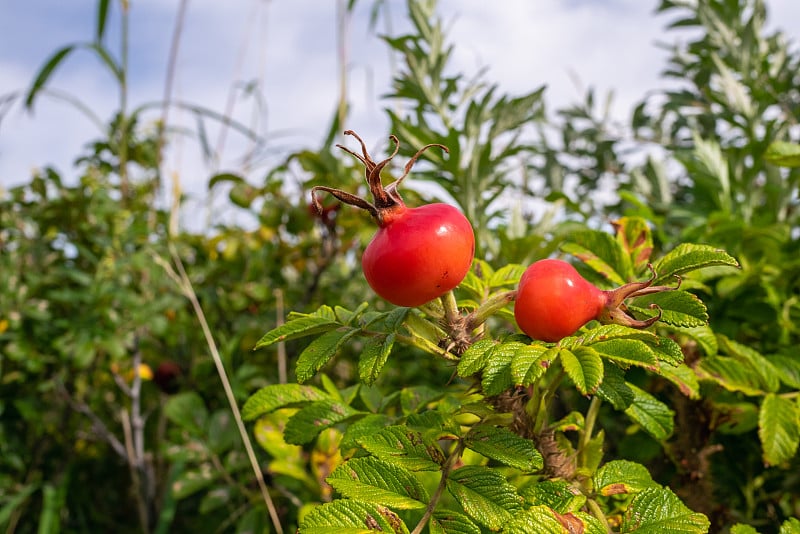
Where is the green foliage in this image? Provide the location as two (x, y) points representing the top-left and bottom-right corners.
(5, 0), (800, 532)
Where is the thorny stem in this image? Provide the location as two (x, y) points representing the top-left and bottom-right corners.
(411, 441), (464, 534)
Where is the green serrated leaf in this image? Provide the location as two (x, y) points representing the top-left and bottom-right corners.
(327, 457), (428, 509)
(771, 354), (800, 389)
(430, 509), (482, 534)
(504, 506), (606, 534)
(242, 384), (328, 421)
(284, 400), (362, 445)
(382, 307), (412, 331)
(560, 347), (604, 395)
(621, 486), (710, 533)
(594, 460), (660, 496)
(624, 383), (674, 440)
(481, 343), (516, 396)
(254, 315), (338, 349)
(650, 336), (686, 367)
(567, 324), (659, 348)
(596, 361), (635, 410)
(489, 263), (526, 288)
(719, 336), (780, 393)
(446, 465), (523, 530)
(457, 338), (497, 377)
(511, 343), (552, 386)
(407, 413), (460, 447)
(764, 141), (800, 168)
(296, 327), (360, 383)
(335, 302), (369, 325)
(299, 499), (409, 533)
(629, 291), (708, 328)
(358, 333), (396, 385)
(696, 356), (765, 396)
(758, 393), (800, 466)
(339, 413), (391, 451)
(562, 231), (630, 285)
(459, 269), (487, 300)
(652, 243), (739, 285)
(520, 479), (587, 513)
(593, 339), (659, 371)
(463, 425), (544, 472)
(358, 425), (445, 471)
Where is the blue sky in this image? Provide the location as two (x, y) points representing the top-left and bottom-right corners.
(2, 0), (799, 227)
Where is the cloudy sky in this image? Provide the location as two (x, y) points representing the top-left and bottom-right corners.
(2, 0), (799, 225)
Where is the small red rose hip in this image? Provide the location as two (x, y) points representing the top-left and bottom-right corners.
(514, 259), (606, 342)
(514, 259), (672, 342)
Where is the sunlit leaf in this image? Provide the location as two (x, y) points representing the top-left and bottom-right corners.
(429, 510), (481, 534)
(358, 333), (395, 385)
(758, 393), (800, 466)
(327, 457), (428, 509)
(520, 479), (586, 513)
(242, 383), (328, 421)
(593, 339), (659, 371)
(446, 466), (523, 530)
(624, 383), (674, 440)
(299, 499), (409, 533)
(652, 244), (739, 285)
(358, 425), (445, 471)
(560, 347), (604, 395)
(596, 361), (635, 410)
(621, 486), (710, 533)
(295, 327), (360, 383)
(512, 343), (553, 386)
(628, 290), (708, 328)
(284, 400), (363, 445)
(463, 425), (543, 472)
(594, 460), (660, 496)
(457, 338), (497, 377)
(254, 315), (338, 349)
(504, 506), (606, 534)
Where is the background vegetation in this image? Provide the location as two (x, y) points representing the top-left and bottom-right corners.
(2, 0), (800, 532)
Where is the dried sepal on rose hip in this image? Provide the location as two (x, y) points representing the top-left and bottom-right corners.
(513, 258), (678, 343)
(311, 130), (475, 307)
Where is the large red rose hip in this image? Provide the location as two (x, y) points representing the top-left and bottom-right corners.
(312, 130), (475, 307)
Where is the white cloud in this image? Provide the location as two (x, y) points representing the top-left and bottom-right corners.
(2, 0), (799, 226)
